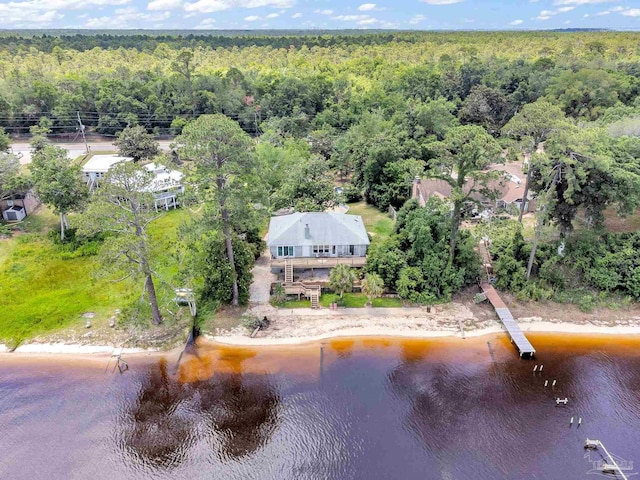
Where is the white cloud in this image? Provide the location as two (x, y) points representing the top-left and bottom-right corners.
(147, 0), (182, 10)
(291, 12), (301, 18)
(184, 0), (294, 14)
(85, 7), (170, 28)
(420, 0), (463, 4)
(510, 19), (523, 25)
(358, 3), (376, 10)
(244, 14), (259, 20)
(595, 10), (611, 15)
(536, 5), (574, 19)
(409, 14), (426, 24)
(194, 17), (216, 28)
(553, 0), (614, 4)
(610, 6), (625, 12)
(621, 8), (640, 16)
(265, 12), (279, 18)
(332, 14), (371, 21)
(314, 9), (333, 15)
(0, 0), (130, 26)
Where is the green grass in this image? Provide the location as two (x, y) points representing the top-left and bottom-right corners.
(346, 201), (394, 240)
(0, 208), (192, 347)
(274, 292), (403, 309)
(275, 299), (311, 308)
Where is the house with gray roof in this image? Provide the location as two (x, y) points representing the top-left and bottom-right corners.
(267, 212), (370, 270)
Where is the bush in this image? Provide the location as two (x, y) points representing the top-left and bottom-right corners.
(47, 227), (105, 258)
(271, 283), (286, 305)
(343, 183), (362, 203)
(0, 223), (12, 238)
(578, 295), (596, 313)
(242, 315), (270, 331)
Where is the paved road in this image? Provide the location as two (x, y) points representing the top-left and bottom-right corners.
(10, 140), (174, 165)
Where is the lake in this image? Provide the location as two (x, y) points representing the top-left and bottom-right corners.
(1, 333), (639, 479)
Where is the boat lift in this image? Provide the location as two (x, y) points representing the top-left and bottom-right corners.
(585, 439), (632, 480)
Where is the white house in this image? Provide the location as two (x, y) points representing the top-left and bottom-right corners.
(143, 163), (185, 211)
(82, 155), (132, 192)
(81, 155), (184, 211)
(267, 212), (370, 270)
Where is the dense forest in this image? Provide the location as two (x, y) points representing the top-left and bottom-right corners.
(2, 30), (640, 340)
(1, 31), (640, 137)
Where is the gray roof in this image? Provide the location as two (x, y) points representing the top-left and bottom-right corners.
(267, 212), (370, 247)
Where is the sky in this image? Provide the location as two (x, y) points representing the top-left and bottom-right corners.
(0, 0), (639, 31)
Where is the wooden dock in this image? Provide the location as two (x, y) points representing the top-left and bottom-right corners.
(481, 282), (536, 358)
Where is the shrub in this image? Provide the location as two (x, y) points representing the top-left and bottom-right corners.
(272, 283), (286, 305)
(578, 295), (596, 313)
(343, 183), (362, 203)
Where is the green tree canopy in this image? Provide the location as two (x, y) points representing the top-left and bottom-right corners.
(76, 161), (164, 325)
(177, 114), (255, 306)
(329, 264), (357, 299)
(115, 125), (160, 162)
(427, 125), (503, 263)
(30, 145), (88, 241)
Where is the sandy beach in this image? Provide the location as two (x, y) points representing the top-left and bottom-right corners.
(212, 307), (640, 346)
(3, 299), (640, 354)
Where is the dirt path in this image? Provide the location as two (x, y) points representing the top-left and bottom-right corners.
(249, 248), (276, 306)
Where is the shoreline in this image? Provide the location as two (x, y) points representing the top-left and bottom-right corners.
(211, 320), (640, 346)
(3, 319), (640, 354)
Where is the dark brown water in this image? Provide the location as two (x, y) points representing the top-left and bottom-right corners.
(1, 334), (639, 480)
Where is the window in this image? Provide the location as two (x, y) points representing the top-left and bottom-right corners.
(278, 246), (294, 257)
(313, 245), (330, 255)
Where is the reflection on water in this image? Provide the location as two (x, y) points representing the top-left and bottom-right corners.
(122, 355), (280, 469)
(1, 334), (640, 480)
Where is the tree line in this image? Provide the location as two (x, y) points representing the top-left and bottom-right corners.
(2, 31), (640, 320)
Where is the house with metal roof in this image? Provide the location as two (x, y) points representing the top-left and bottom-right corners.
(267, 212), (370, 270)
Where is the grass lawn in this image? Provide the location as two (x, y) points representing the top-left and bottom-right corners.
(0, 208), (192, 347)
(274, 292), (403, 309)
(346, 201), (394, 240)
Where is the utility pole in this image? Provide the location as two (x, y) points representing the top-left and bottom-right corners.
(76, 111), (89, 154)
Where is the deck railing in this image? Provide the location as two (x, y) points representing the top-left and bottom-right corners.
(271, 257), (366, 268)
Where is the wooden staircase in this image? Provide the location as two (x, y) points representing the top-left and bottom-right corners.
(283, 281), (321, 309)
(284, 259), (293, 283)
(310, 288), (319, 309)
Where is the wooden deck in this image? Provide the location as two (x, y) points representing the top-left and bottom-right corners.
(271, 257), (367, 268)
(481, 282), (536, 358)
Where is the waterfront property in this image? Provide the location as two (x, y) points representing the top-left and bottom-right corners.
(267, 212), (370, 271)
(411, 161), (535, 215)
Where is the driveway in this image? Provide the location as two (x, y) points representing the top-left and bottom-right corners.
(249, 248), (276, 306)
